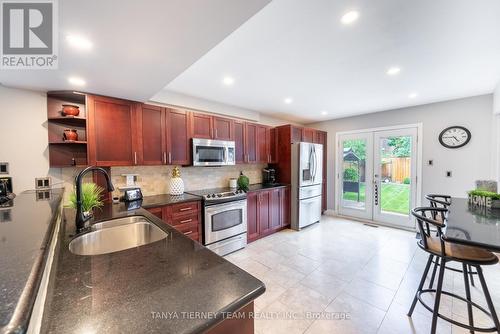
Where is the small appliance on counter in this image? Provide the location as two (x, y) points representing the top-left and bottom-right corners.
(262, 168), (277, 185)
(121, 188), (143, 202)
(0, 177), (15, 206)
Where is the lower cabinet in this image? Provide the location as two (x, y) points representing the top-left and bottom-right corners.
(247, 186), (290, 243)
(146, 200), (201, 242)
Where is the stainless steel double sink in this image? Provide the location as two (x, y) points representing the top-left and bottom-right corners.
(69, 216), (168, 256)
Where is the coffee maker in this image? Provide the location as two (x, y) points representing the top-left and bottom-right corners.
(262, 168), (276, 185)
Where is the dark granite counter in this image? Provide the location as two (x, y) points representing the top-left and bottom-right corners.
(0, 189), (63, 334)
(140, 193), (202, 209)
(247, 183), (289, 192)
(41, 202), (265, 334)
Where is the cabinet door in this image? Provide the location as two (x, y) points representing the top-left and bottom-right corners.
(245, 123), (258, 163)
(166, 109), (190, 165)
(137, 104), (165, 165)
(258, 190), (271, 236)
(87, 95), (137, 166)
(234, 121), (245, 164)
(257, 125), (269, 163)
(291, 126), (303, 143)
(281, 187), (290, 227)
(268, 127), (278, 163)
(302, 128), (315, 143)
(190, 113), (212, 139)
(270, 188), (281, 231)
(247, 191), (259, 242)
(213, 117), (233, 140)
(146, 207), (163, 220)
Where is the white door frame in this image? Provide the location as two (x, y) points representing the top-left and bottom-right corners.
(335, 123), (423, 231)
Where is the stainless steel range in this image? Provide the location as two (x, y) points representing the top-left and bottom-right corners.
(186, 188), (247, 256)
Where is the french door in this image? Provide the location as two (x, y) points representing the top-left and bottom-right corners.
(338, 127), (418, 229)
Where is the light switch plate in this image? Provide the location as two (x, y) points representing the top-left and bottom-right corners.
(446, 171), (452, 177)
(0, 163), (8, 174)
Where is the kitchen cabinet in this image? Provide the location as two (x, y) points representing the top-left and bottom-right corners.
(146, 201), (201, 242)
(291, 126), (303, 143)
(245, 123), (258, 163)
(234, 120), (245, 164)
(213, 116), (234, 140)
(136, 104), (165, 165)
(87, 95), (138, 166)
(166, 108), (190, 165)
(257, 125), (269, 164)
(268, 127), (278, 163)
(302, 128), (315, 143)
(190, 113), (212, 139)
(247, 186), (290, 243)
(314, 130), (328, 212)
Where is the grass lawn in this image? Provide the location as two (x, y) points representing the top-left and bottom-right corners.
(343, 182), (410, 215)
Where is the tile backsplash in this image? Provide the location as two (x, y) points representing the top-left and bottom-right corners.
(61, 164), (266, 202)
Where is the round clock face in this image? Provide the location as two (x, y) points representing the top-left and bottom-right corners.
(439, 126), (471, 149)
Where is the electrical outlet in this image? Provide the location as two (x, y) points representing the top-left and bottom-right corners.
(35, 177), (51, 190)
(428, 160), (433, 166)
(36, 190), (52, 201)
(446, 171), (452, 177)
(0, 163), (8, 174)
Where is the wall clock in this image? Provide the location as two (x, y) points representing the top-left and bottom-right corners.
(438, 126), (471, 149)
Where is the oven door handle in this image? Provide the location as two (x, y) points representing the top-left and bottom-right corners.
(206, 205), (245, 216)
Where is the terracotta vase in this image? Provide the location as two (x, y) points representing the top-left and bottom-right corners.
(63, 129), (78, 141)
(61, 104), (80, 117)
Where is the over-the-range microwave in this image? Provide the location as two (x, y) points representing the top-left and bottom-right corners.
(192, 138), (236, 166)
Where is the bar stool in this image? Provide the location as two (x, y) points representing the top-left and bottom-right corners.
(425, 194), (477, 289)
(408, 207), (500, 333)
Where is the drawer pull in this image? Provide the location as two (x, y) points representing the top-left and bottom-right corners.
(180, 219), (192, 224)
(179, 207), (192, 211)
(183, 230), (193, 235)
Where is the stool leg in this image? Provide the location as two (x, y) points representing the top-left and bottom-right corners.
(431, 258), (446, 334)
(429, 257), (439, 288)
(462, 263), (474, 334)
(408, 254), (434, 317)
(468, 264), (475, 287)
(476, 266), (500, 332)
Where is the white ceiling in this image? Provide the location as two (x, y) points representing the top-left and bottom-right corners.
(162, 0), (500, 123)
(0, 0), (271, 101)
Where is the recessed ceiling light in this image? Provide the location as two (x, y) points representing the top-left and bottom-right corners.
(66, 34), (92, 50)
(321, 110), (328, 116)
(341, 11), (360, 25)
(408, 92), (418, 99)
(284, 97), (293, 104)
(68, 77), (86, 86)
(222, 76), (234, 86)
(386, 67), (401, 76)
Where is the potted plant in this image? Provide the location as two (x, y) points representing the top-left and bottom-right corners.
(468, 190), (500, 209)
(69, 182), (105, 218)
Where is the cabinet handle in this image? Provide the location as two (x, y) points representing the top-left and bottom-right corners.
(180, 218), (193, 224)
(163, 152), (167, 164)
(183, 230), (193, 235)
(168, 152), (172, 164)
(179, 207), (192, 212)
(215, 129), (218, 138)
(134, 152), (137, 165)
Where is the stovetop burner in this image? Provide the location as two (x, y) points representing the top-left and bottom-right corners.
(186, 187), (246, 204)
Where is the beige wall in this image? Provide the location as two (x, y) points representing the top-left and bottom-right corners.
(307, 94), (496, 211)
(0, 85), (62, 193)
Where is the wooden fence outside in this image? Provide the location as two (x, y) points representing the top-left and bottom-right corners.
(381, 157), (411, 183)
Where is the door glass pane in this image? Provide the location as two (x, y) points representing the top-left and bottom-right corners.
(379, 136), (411, 215)
(341, 139), (366, 210)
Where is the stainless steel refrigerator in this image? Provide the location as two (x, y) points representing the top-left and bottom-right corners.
(291, 142), (323, 230)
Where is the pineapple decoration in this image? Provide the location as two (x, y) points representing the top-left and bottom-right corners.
(169, 166), (184, 195)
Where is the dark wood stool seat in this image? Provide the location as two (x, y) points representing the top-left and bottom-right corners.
(420, 237), (498, 264)
(408, 207), (500, 334)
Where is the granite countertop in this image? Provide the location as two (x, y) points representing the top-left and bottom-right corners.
(41, 203), (265, 334)
(0, 189), (63, 334)
(139, 193), (202, 209)
(247, 183), (289, 192)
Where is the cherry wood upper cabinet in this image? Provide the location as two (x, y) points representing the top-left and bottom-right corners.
(268, 127), (278, 163)
(247, 191), (259, 242)
(291, 126), (303, 143)
(87, 95), (137, 166)
(234, 120), (245, 164)
(302, 128), (315, 143)
(245, 122), (258, 163)
(257, 125), (269, 163)
(136, 104), (165, 165)
(166, 109), (190, 165)
(213, 116), (234, 140)
(190, 113), (212, 139)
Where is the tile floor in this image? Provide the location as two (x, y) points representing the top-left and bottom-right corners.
(225, 215), (500, 334)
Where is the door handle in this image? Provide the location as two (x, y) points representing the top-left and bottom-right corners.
(374, 182), (379, 206)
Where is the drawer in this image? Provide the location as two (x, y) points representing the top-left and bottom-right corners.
(173, 221), (199, 235)
(184, 232), (199, 242)
(170, 213), (199, 226)
(169, 201), (200, 216)
(146, 207), (163, 219)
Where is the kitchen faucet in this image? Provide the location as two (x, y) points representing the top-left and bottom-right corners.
(75, 166), (115, 231)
